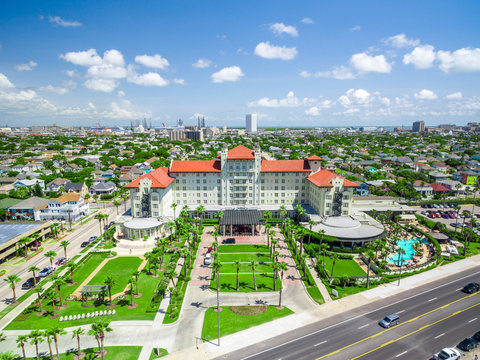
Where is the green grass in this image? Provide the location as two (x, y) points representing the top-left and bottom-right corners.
(466, 242), (480, 256)
(25, 346), (141, 360)
(323, 257), (366, 277)
(217, 244), (270, 253)
(201, 306), (293, 340)
(306, 285), (325, 305)
(149, 348), (168, 359)
(87, 256), (143, 294)
(219, 262), (273, 273)
(210, 273), (281, 292)
(218, 253), (272, 262)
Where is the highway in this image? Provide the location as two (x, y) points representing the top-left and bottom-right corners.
(0, 205), (117, 309)
(219, 266), (480, 360)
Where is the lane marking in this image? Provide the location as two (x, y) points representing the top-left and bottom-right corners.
(468, 318), (477, 323)
(434, 333), (445, 339)
(241, 271), (480, 360)
(395, 351), (408, 357)
(428, 297), (437, 302)
(314, 341), (327, 347)
(396, 310), (405, 314)
(358, 324), (369, 329)
(315, 292), (479, 360)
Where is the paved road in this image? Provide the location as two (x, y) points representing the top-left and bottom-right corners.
(218, 266), (480, 360)
(0, 206), (116, 309)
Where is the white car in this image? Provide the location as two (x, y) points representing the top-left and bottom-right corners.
(204, 253), (212, 265)
(432, 347), (461, 360)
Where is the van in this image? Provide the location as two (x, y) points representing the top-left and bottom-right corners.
(379, 313), (399, 328)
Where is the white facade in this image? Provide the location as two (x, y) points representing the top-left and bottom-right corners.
(35, 194), (90, 222)
(246, 114), (257, 133)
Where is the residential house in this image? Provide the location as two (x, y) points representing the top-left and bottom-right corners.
(431, 183), (451, 195)
(428, 171), (449, 182)
(459, 171), (479, 185)
(411, 180), (433, 196)
(355, 183), (370, 196)
(7, 197), (50, 220)
(101, 169), (116, 178)
(437, 179), (465, 193)
(432, 162), (448, 173)
(35, 193), (90, 222)
(46, 178), (71, 192)
(64, 182), (88, 197)
(63, 163), (82, 172)
(11, 162), (43, 172)
(13, 178), (45, 190)
(89, 181), (116, 195)
(0, 177), (17, 186)
(119, 171), (143, 186)
(16, 171), (41, 180)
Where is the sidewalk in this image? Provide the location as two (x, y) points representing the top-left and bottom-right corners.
(306, 258), (332, 303)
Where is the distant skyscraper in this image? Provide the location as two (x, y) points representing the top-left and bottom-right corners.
(412, 121), (425, 133)
(246, 114), (257, 133)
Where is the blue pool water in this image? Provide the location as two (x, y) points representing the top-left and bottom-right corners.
(387, 238), (429, 266)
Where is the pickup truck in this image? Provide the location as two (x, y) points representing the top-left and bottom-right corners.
(432, 347), (461, 360)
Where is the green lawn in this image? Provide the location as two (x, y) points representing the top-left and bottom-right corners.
(210, 273), (282, 292)
(201, 306), (293, 340)
(25, 346), (141, 360)
(217, 244), (269, 253)
(218, 253), (272, 263)
(322, 257), (366, 277)
(219, 262), (273, 273)
(87, 256), (143, 294)
(149, 348), (168, 359)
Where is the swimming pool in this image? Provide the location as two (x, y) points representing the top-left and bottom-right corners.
(387, 238), (429, 266)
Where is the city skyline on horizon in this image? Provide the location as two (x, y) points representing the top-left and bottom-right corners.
(1, 1), (480, 127)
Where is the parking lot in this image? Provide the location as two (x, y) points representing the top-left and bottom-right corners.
(413, 203), (480, 232)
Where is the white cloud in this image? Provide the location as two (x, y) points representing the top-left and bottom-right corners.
(192, 58), (212, 68)
(117, 90), (125, 97)
(87, 63), (127, 79)
(302, 66), (356, 80)
(65, 69), (79, 78)
(414, 89), (437, 100)
(254, 42), (298, 61)
(337, 89), (372, 108)
(0, 88), (57, 113)
(350, 25), (361, 31)
(305, 101), (333, 116)
(269, 23), (298, 37)
(344, 108), (360, 114)
(60, 49), (102, 66)
(84, 79), (118, 92)
(211, 66), (244, 83)
(403, 45), (436, 69)
(437, 47), (480, 73)
(248, 91), (300, 107)
(48, 16), (82, 27)
(14, 61), (37, 72)
(103, 100), (147, 119)
(446, 92), (462, 99)
(350, 53), (392, 73)
(127, 72), (169, 87)
(0, 73), (14, 88)
(103, 49), (125, 66)
(301, 18), (314, 24)
(38, 85), (70, 95)
(384, 34), (420, 48)
(135, 54), (169, 70)
(172, 78), (186, 85)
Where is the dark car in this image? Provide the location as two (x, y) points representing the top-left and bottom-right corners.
(462, 282), (480, 294)
(81, 241), (90, 248)
(473, 330), (480, 341)
(222, 238), (236, 244)
(22, 277), (38, 289)
(457, 337), (479, 352)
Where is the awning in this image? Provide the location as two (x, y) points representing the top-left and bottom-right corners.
(220, 210), (263, 226)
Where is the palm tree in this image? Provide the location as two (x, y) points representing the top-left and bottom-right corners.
(307, 220), (315, 245)
(67, 261), (77, 283)
(321, 243), (329, 268)
(279, 205), (287, 231)
(132, 270), (140, 295)
(171, 202), (178, 220)
(278, 262), (288, 307)
(295, 204), (305, 222)
(49, 326), (66, 360)
(72, 328), (85, 359)
(233, 260), (241, 291)
(53, 277), (65, 306)
(88, 319), (113, 360)
(19, 236), (30, 257)
(29, 265), (40, 287)
(16, 334), (28, 360)
(166, 268), (177, 293)
(299, 230), (306, 257)
(318, 229), (326, 247)
(44, 330), (55, 360)
(196, 205), (205, 228)
(28, 330), (44, 360)
(128, 278), (136, 306)
(46, 291), (57, 314)
(50, 222), (60, 239)
(268, 230), (275, 253)
(97, 213), (109, 238)
(44, 250), (57, 272)
(397, 248), (407, 285)
(180, 249), (190, 278)
(250, 261), (258, 291)
(263, 210), (271, 234)
(301, 253), (308, 278)
(113, 200), (121, 215)
(4, 274), (20, 301)
(34, 285), (44, 310)
(365, 249), (375, 289)
(272, 262), (279, 291)
(454, 205), (462, 232)
(104, 276), (115, 305)
(330, 253), (339, 277)
(60, 240), (69, 260)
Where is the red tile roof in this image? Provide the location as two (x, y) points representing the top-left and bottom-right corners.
(227, 145), (255, 159)
(306, 155), (323, 160)
(261, 160), (311, 172)
(124, 167), (175, 188)
(170, 160), (221, 173)
(431, 183), (450, 192)
(307, 169), (359, 188)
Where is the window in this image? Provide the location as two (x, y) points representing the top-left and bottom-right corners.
(203, 186), (207, 190)
(204, 193), (207, 197)
(282, 179), (285, 183)
(275, 193), (278, 197)
(275, 186), (278, 190)
(295, 186), (298, 190)
(281, 186), (285, 190)
(203, 179), (207, 183)
(196, 179), (200, 184)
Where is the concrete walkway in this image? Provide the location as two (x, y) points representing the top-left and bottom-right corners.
(306, 258), (332, 303)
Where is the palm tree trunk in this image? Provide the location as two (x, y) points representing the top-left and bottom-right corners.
(21, 344), (26, 360)
(253, 269), (257, 291)
(101, 337), (105, 360)
(236, 269), (239, 291)
(95, 336), (101, 353)
(77, 336), (81, 358)
(279, 272), (284, 306)
(366, 260), (371, 288)
(47, 340), (54, 360)
(35, 342), (40, 360)
(54, 338), (60, 360)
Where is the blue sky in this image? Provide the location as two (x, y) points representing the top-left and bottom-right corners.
(0, 0), (479, 127)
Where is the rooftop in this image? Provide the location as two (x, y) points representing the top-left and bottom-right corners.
(0, 222), (46, 245)
(124, 167), (175, 189)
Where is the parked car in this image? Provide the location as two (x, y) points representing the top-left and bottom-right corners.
(432, 347), (461, 360)
(22, 277), (38, 289)
(81, 241), (90, 248)
(462, 282), (480, 294)
(457, 337), (479, 352)
(473, 330), (480, 341)
(378, 313), (400, 328)
(222, 238), (236, 244)
(204, 253), (212, 265)
(88, 236), (97, 242)
(55, 257), (67, 266)
(39, 266), (55, 277)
